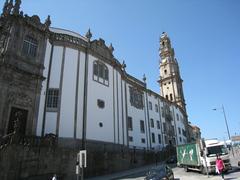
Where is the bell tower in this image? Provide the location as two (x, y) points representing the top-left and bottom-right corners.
(158, 32), (186, 112)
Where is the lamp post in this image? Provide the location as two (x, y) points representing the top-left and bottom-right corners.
(213, 105), (234, 157)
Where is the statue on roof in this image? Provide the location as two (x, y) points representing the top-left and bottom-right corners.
(85, 28), (92, 41)
(44, 15), (51, 29)
(13, 0), (21, 15)
(2, 0), (13, 16)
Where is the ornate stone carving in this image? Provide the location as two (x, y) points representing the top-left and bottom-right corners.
(51, 32), (87, 47)
(121, 60), (126, 71)
(8, 91), (33, 107)
(1, 0), (13, 17)
(129, 86), (144, 109)
(85, 28), (92, 40)
(23, 14), (49, 31)
(0, 18), (12, 55)
(13, 0), (21, 15)
(109, 43), (114, 53)
(44, 15), (51, 29)
(142, 74), (146, 83)
(91, 38), (114, 60)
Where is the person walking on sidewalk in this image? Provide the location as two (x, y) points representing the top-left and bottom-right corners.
(52, 174), (57, 180)
(216, 154), (225, 180)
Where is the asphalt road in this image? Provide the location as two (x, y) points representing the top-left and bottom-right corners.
(121, 166), (240, 180)
(121, 151), (240, 180)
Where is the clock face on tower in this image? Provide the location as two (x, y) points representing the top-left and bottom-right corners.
(162, 58), (167, 64)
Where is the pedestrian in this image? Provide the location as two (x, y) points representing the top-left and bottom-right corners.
(52, 174), (57, 180)
(215, 154), (225, 180)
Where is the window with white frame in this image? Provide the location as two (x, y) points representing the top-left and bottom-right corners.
(46, 88), (59, 111)
(22, 35), (38, 57)
(93, 60), (109, 86)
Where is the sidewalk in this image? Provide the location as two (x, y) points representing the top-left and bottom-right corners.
(86, 163), (161, 180)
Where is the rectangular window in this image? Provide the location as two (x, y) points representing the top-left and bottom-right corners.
(22, 36), (38, 57)
(178, 127), (181, 134)
(155, 104), (158, 112)
(149, 101), (152, 110)
(93, 61), (109, 86)
(161, 107), (165, 117)
(177, 114), (179, 121)
(163, 122), (166, 133)
(128, 136), (133, 142)
(141, 138), (146, 143)
(171, 126), (175, 134)
(140, 120), (145, 133)
(179, 137), (182, 142)
(164, 135), (167, 144)
(157, 121), (160, 129)
(93, 63), (98, 76)
(158, 134), (161, 144)
(104, 68), (109, 80)
(152, 133), (155, 143)
(128, 116), (133, 131)
(46, 88), (59, 111)
(150, 118), (154, 128)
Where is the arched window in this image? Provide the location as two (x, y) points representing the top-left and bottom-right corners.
(93, 60), (109, 86)
(170, 93), (173, 101)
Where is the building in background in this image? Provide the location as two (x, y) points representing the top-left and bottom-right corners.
(188, 123), (201, 142)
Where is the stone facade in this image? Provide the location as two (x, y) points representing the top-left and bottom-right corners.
(0, 0), (50, 137)
(0, 134), (176, 180)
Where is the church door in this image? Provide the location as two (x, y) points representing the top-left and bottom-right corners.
(7, 107), (28, 135)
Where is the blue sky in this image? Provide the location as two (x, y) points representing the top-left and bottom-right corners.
(2, 0), (239, 141)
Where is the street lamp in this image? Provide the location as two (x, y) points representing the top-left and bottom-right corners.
(213, 105), (234, 156)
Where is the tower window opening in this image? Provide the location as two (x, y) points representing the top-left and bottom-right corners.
(164, 69), (167, 74)
(170, 94), (173, 101)
(166, 95), (168, 100)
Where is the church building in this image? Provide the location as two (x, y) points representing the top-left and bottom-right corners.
(0, 0), (189, 151)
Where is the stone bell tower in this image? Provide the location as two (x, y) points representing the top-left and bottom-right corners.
(0, 0), (51, 136)
(158, 32), (186, 112)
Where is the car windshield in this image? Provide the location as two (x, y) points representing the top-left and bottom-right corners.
(207, 145), (228, 157)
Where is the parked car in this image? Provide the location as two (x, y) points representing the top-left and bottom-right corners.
(166, 155), (177, 164)
(145, 165), (174, 180)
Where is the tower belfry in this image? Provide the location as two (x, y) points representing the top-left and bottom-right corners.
(158, 32), (186, 112)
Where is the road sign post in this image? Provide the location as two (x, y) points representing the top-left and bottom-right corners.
(76, 150), (87, 180)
